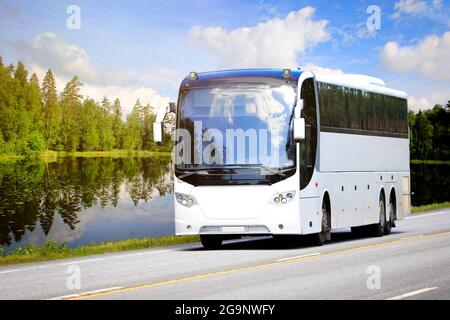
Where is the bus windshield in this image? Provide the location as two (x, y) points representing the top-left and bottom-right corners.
(176, 81), (297, 176)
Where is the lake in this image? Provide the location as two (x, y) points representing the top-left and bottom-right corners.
(0, 158), (448, 253)
(0, 157), (174, 253)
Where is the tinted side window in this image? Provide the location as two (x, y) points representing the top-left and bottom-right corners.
(300, 78), (318, 190)
(318, 82), (408, 138)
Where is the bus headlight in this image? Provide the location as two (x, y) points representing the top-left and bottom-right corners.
(175, 192), (195, 207)
(272, 191), (296, 205)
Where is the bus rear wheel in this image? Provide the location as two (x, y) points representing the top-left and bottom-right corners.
(384, 201), (395, 235)
(371, 195), (386, 237)
(200, 235), (223, 250)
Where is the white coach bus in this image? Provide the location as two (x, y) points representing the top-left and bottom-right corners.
(154, 69), (411, 249)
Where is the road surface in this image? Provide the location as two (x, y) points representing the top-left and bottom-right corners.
(1, 209), (449, 300)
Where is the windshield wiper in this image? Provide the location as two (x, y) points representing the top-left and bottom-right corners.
(259, 166), (294, 177)
(178, 170), (210, 179)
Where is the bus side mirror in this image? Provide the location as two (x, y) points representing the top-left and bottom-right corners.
(154, 103), (174, 143)
(169, 102), (177, 114)
(294, 118), (305, 141)
(153, 122), (162, 143)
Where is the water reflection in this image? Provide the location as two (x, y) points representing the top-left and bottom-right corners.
(0, 157), (173, 252)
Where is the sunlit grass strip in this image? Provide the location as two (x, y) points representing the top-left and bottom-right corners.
(0, 236), (199, 266)
(48, 150), (172, 158)
(0, 149), (172, 161)
(411, 159), (450, 165)
(0, 154), (24, 161)
(412, 202), (450, 214)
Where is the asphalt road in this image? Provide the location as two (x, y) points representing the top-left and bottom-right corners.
(1, 209), (449, 300)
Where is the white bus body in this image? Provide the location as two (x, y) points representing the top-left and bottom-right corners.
(156, 69), (411, 248)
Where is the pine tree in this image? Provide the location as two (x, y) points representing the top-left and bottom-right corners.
(13, 62), (33, 153)
(79, 98), (100, 151)
(112, 98), (123, 149)
(101, 96), (114, 115)
(42, 70), (61, 150)
(141, 103), (155, 150)
(412, 111), (433, 160)
(60, 76), (83, 151)
(14, 61), (28, 87)
(28, 73), (44, 132)
(0, 62), (17, 145)
(124, 100), (143, 151)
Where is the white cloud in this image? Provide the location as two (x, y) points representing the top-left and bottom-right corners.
(14, 33), (173, 116)
(380, 31), (450, 80)
(380, 32), (450, 111)
(432, 0), (443, 8)
(393, 0), (428, 18)
(303, 63), (344, 75)
(392, 0), (449, 25)
(408, 96), (433, 112)
(30, 32), (98, 82)
(407, 92), (448, 112)
(188, 7), (330, 69)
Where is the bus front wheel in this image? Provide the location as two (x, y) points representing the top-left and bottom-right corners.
(200, 235), (223, 250)
(313, 200), (331, 246)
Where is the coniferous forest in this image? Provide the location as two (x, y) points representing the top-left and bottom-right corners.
(0, 56), (172, 157)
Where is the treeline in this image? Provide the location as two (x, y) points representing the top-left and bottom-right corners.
(0, 56), (172, 157)
(409, 102), (450, 161)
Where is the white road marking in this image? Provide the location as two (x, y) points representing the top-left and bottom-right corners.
(0, 238), (264, 275)
(0, 269), (22, 274)
(276, 253), (322, 262)
(401, 235), (424, 240)
(0, 248), (177, 275)
(47, 287), (124, 300)
(386, 287), (438, 300)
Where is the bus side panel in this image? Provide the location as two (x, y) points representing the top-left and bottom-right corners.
(299, 196), (321, 235)
(315, 171), (408, 230)
(319, 132), (409, 173)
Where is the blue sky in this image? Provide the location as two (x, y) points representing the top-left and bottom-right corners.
(0, 0), (449, 114)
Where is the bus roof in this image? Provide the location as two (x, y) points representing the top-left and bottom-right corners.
(182, 69), (302, 88)
(185, 69), (408, 99)
(314, 73), (408, 99)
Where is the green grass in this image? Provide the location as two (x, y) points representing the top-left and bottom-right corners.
(0, 236), (199, 266)
(411, 202), (450, 214)
(0, 154), (24, 161)
(43, 150), (172, 158)
(411, 159), (450, 165)
(0, 149), (172, 161)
